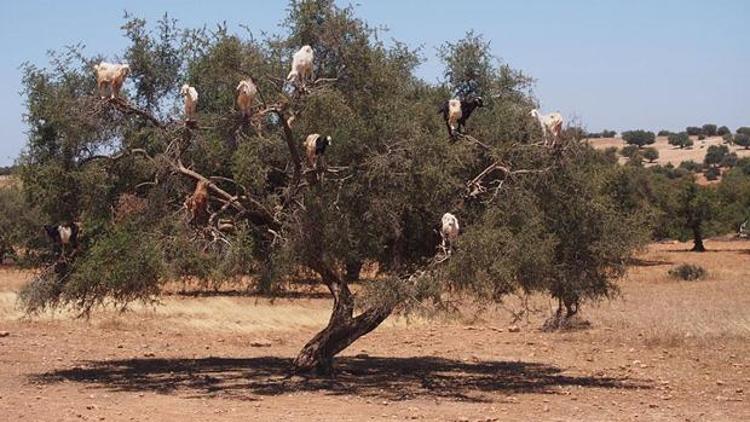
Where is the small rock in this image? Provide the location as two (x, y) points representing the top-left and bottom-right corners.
(355, 353), (370, 359)
(508, 325), (520, 333)
(0, 331), (9, 337)
(249, 340), (272, 348)
(143, 352), (155, 357)
(716, 380), (725, 386)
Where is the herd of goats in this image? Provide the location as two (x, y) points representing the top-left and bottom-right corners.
(45, 45), (566, 260)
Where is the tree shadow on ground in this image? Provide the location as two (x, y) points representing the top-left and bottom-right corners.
(626, 257), (673, 267)
(32, 355), (649, 402)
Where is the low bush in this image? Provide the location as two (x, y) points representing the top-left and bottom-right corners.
(668, 264), (707, 281)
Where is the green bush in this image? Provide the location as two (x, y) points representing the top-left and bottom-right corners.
(668, 264), (707, 281)
(702, 124), (717, 137)
(621, 144), (640, 159)
(704, 144), (729, 167)
(686, 126), (703, 136)
(679, 160), (703, 172)
(643, 147), (659, 163)
(668, 132), (693, 149)
(737, 127), (750, 136)
(657, 130), (672, 137)
(717, 126), (731, 136)
(734, 133), (750, 149)
(704, 166), (721, 181)
(698, 134), (706, 141)
(622, 130), (656, 148)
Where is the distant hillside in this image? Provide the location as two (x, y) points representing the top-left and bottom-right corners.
(587, 135), (750, 166)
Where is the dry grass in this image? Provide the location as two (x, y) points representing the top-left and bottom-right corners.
(1, 240), (748, 347)
(0, 175), (16, 189)
(587, 135), (750, 166)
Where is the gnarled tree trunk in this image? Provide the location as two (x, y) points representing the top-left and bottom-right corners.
(691, 224), (706, 252)
(292, 261), (393, 375)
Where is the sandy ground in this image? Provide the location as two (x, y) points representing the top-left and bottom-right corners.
(1, 240), (749, 421)
(587, 136), (750, 167)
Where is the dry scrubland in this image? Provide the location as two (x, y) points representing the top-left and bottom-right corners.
(1, 240), (749, 421)
(587, 135), (750, 166)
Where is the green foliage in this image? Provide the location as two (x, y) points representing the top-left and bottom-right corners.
(622, 130), (656, 148)
(643, 147), (659, 163)
(734, 133), (750, 149)
(704, 166), (721, 181)
(15, 2), (648, 327)
(668, 263), (706, 281)
(621, 145), (639, 158)
(704, 145), (729, 167)
(702, 124), (717, 137)
(717, 126), (730, 136)
(657, 130), (672, 137)
(686, 126), (703, 136)
(737, 127), (750, 136)
(668, 132), (693, 149)
(679, 160), (703, 172)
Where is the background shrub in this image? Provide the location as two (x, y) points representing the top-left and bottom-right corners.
(702, 124), (717, 137)
(717, 126), (731, 136)
(668, 132), (693, 149)
(668, 264), (707, 281)
(686, 126), (703, 136)
(622, 130), (656, 148)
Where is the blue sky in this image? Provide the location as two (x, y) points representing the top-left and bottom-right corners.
(0, 0), (748, 165)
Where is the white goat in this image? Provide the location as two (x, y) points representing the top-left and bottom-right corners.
(236, 79), (257, 117)
(440, 213), (460, 253)
(180, 84), (199, 121)
(287, 45), (314, 85)
(304, 133), (332, 169)
(530, 109), (564, 146)
(447, 99), (462, 136)
(94, 62), (130, 99)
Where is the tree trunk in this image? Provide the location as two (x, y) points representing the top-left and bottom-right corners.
(691, 224), (706, 252)
(292, 261), (393, 375)
(345, 260), (363, 282)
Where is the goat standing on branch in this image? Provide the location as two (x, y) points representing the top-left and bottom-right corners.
(440, 213), (460, 254)
(180, 83), (198, 122)
(304, 133), (332, 170)
(287, 45), (314, 87)
(438, 95), (484, 138)
(530, 109), (564, 146)
(185, 180), (210, 225)
(236, 78), (257, 118)
(94, 62), (130, 99)
(44, 222), (80, 258)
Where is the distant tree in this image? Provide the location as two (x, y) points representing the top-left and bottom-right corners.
(734, 133), (750, 149)
(686, 126), (703, 136)
(702, 124), (717, 137)
(657, 130), (672, 137)
(722, 133), (734, 144)
(737, 127), (750, 136)
(621, 144), (640, 159)
(717, 126), (731, 136)
(679, 160), (703, 173)
(668, 132), (693, 149)
(704, 145), (729, 168)
(704, 166), (721, 181)
(643, 147), (659, 163)
(721, 152), (738, 168)
(601, 129), (617, 138)
(622, 130), (655, 148)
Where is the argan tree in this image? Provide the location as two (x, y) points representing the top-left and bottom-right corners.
(17, 1), (648, 374)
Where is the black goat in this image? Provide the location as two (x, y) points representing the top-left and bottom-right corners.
(437, 95), (484, 137)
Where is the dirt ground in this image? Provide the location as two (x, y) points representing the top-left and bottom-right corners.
(1, 240), (749, 421)
(587, 135), (750, 167)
